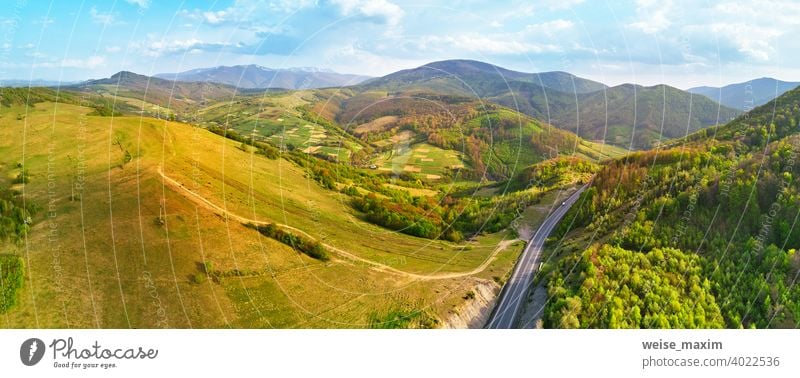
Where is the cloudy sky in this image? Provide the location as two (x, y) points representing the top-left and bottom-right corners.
(1, 0), (798, 88)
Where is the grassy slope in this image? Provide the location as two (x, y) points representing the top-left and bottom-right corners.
(0, 101), (523, 328)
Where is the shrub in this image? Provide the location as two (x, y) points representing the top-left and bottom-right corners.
(249, 223), (330, 261)
(189, 273), (207, 284)
(0, 254), (24, 313)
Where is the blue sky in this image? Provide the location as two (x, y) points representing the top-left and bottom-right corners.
(1, 0), (798, 88)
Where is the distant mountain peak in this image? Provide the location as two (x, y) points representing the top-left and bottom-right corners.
(110, 70), (143, 78)
(153, 65), (371, 89)
(688, 77), (800, 110)
(366, 59), (607, 95)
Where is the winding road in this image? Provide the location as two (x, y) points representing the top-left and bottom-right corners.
(485, 184), (588, 329)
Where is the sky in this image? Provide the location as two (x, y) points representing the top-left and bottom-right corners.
(1, 0), (799, 89)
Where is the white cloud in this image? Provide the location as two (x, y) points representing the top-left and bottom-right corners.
(713, 1), (800, 26)
(710, 23), (781, 61)
(524, 19), (574, 35)
(181, 0), (317, 26)
(628, 0), (673, 34)
(28, 55), (107, 69)
(125, 0), (150, 9)
(105, 46), (122, 53)
(25, 51), (47, 59)
(708, 1), (800, 61)
(32, 16), (54, 26)
(331, 0), (404, 27)
(90, 7), (115, 25)
(201, 10), (230, 25)
(323, 43), (427, 76)
(139, 38), (206, 57)
(541, 0), (584, 10)
(268, 0), (318, 13)
(420, 34), (562, 55)
(135, 38), (246, 57)
(60, 55), (106, 69)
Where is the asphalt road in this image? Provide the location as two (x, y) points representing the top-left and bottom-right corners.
(485, 185), (588, 329)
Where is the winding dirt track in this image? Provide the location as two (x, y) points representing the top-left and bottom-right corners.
(156, 166), (513, 281)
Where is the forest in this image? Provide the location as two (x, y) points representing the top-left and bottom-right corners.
(545, 87), (800, 328)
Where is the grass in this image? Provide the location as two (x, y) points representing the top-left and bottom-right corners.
(367, 304), (439, 329)
(0, 101), (523, 328)
(574, 139), (629, 161)
(372, 142), (465, 179)
(197, 91), (359, 162)
(383, 183), (439, 197)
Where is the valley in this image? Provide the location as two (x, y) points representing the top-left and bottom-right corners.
(1, 58), (798, 329)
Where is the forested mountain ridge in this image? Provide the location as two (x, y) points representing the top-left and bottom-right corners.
(360, 59), (607, 94)
(544, 85), (800, 329)
(356, 60), (739, 150)
(553, 84), (740, 149)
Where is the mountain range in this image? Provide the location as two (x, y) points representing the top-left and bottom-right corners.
(4, 57), (800, 330)
(155, 64), (372, 89)
(349, 60), (741, 149)
(13, 59), (798, 150)
(688, 77), (800, 110)
(361, 59), (607, 94)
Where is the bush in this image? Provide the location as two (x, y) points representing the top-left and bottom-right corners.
(13, 170), (29, 184)
(250, 223), (330, 261)
(0, 194), (37, 242)
(207, 126), (279, 159)
(0, 254), (24, 313)
(189, 273), (207, 284)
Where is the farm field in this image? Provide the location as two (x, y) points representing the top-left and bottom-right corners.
(372, 142), (466, 180)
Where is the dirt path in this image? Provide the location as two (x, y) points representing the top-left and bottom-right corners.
(156, 166), (514, 281)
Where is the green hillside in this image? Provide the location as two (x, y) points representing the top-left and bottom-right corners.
(327, 90), (625, 180)
(0, 66), (624, 328)
(543, 86), (800, 328)
(553, 84), (741, 149)
(0, 99), (538, 328)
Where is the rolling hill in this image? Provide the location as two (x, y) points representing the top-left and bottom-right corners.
(355, 60), (739, 150)
(0, 91), (537, 328)
(314, 88), (626, 181)
(688, 77), (800, 110)
(55, 63), (743, 151)
(71, 71), (244, 113)
(2, 82), (614, 329)
(156, 65), (371, 89)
